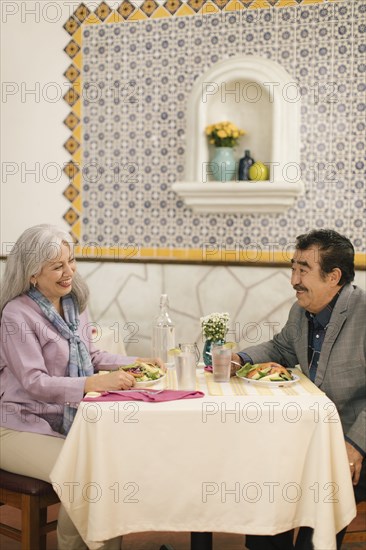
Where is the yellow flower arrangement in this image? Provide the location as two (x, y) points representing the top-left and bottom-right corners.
(205, 121), (245, 148)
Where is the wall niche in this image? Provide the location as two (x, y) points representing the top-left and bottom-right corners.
(172, 55), (304, 214)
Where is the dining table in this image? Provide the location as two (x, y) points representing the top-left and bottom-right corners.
(50, 366), (356, 550)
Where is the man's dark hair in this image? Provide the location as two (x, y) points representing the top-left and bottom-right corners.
(295, 229), (355, 285)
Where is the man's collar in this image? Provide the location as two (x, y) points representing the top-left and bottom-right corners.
(306, 287), (343, 328)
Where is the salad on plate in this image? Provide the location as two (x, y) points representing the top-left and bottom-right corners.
(236, 363), (297, 385)
(119, 361), (166, 386)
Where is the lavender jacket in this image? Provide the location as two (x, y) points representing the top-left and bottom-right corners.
(0, 295), (136, 438)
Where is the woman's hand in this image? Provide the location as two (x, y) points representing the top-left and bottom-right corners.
(136, 357), (166, 371)
(84, 370), (136, 394)
(84, 358), (165, 394)
(345, 441), (364, 485)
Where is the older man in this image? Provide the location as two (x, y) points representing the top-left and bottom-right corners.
(231, 229), (366, 550)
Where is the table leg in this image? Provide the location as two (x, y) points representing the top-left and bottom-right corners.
(191, 532), (213, 550)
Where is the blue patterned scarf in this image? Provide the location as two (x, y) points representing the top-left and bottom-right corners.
(27, 287), (94, 435)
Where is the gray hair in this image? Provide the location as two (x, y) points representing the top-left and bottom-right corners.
(0, 224), (89, 315)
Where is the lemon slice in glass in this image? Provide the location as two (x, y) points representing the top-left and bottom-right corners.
(168, 348), (182, 356)
(222, 341), (236, 350)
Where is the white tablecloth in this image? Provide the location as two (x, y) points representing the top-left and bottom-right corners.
(50, 368), (356, 550)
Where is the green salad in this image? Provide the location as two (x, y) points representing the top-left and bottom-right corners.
(118, 361), (165, 382)
(236, 363), (294, 382)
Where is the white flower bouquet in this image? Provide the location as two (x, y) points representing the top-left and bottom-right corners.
(200, 312), (229, 342)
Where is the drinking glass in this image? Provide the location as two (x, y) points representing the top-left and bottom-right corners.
(211, 343), (231, 382)
(178, 343), (200, 365)
(175, 344), (197, 390)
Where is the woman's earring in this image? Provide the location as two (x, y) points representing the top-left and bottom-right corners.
(31, 279), (37, 288)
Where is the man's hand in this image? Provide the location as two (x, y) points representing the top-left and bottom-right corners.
(230, 353), (243, 376)
(345, 441), (364, 485)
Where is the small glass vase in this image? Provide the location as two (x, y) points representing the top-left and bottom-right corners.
(210, 147), (236, 182)
(202, 338), (225, 366)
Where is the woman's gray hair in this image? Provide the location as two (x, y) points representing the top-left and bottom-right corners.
(0, 224), (89, 315)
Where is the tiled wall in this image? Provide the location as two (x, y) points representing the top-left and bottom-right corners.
(59, 0), (366, 358)
(63, 0), (366, 261)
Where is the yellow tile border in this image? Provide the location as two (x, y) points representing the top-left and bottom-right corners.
(200, 1), (220, 15)
(175, 3), (196, 16)
(151, 5), (172, 18)
(63, 1), (365, 267)
(225, 0), (245, 11)
(276, 0), (298, 6)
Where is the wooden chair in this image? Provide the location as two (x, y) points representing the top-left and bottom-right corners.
(343, 501), (366, 543)
(0, 469), (59, 550)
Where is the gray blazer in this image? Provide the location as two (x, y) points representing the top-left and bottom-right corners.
(243, 284), (366, 453)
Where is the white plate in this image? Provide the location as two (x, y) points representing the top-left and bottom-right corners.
(134, 373), (166, 387)
(236, 372), (300, 388)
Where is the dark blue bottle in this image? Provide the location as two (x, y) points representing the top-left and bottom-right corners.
(238, 150), (254, 181)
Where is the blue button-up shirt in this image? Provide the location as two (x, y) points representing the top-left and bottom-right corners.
(305, 290), (341, 382)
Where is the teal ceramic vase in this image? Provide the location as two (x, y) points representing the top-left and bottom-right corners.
(211, 147), (236, 182)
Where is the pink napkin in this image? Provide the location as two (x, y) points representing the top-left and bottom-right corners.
(204, 366), (213, 372)
(83, 389), (205, 402)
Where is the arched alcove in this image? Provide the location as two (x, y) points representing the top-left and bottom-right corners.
(172, 55), (304, 214)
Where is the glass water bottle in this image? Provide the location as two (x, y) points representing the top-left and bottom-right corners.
(152, 294), (175, 367)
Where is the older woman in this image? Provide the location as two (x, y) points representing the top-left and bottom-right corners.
(0, 224), (163, 550)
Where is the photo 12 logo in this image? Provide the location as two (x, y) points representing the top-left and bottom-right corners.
(202, 80), (301, 104)
(52, 480), (140, 504)
(2, 2), (64, 24)
(201, 481), (339, 504)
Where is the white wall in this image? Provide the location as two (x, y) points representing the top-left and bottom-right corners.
(0, 1), (104, 246)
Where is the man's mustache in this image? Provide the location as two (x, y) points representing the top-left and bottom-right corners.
(293, 285), (307, 292)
